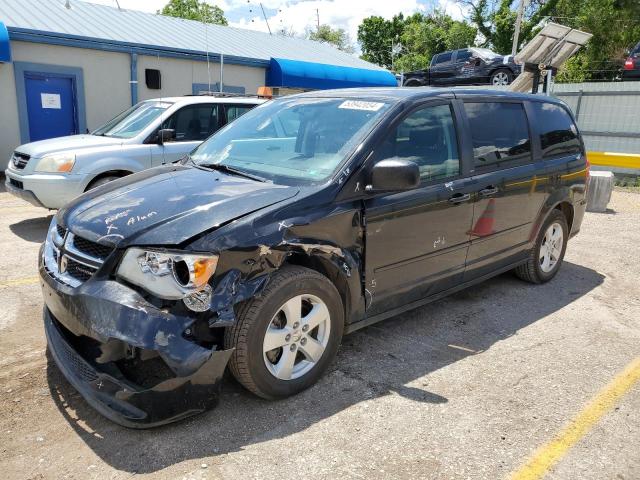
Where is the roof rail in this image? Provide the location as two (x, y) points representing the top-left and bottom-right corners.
(188, 91), (268, 98)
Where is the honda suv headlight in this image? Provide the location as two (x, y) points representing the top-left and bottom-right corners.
(117, 248), (218, 300)
(35, 153), (76, 173)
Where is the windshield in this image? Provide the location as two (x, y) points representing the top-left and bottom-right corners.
(190, 97), (392, 185)
(471, 48), (501, 60)
(92, 101), (173, 138)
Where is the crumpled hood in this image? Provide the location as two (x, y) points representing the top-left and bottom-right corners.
(57, 165), (298, 247)
(15, 134), (124, 158)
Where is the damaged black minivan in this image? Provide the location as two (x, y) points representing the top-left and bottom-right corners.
(41, 88), (587, 427)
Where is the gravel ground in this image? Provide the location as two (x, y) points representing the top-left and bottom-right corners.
(0, 184), (638, 480)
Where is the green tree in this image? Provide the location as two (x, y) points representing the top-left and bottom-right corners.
(159, 0), (228, 25)
(552, 0), (640, 81)
(461, 0), (559, 54)
(308, 25), (355, 53)
(394, 12), (477, 72)
(357, 14), (407, 69)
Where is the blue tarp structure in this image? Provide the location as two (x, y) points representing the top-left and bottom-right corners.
(0, 21), (11, 62)
(267, 57), (397, 90)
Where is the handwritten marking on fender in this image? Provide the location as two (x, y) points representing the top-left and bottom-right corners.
(127, 211), (158, 226)
(104, 209), (131, 225)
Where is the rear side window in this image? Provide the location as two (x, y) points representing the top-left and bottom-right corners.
(375, 103), (460, 181)
(225, 104), (254, 123)
(464, 102), (531, 169)
(532, 102), (581, 159)
(456, 50), (472, 62)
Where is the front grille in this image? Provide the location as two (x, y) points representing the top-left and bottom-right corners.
(47, 317), (98, 383)
(9, 178), (23, 189)
(73, 236), (114, 260)
(65, 257), (97, 282)
(12, 151), (30, 170)
(56, 225), (67, 239)
(45, 226), (106, 287)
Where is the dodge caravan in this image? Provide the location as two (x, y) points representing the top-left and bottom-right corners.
(40, 88), (588, 427)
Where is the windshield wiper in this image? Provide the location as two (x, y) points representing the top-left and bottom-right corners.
(196, 162), (268, 183)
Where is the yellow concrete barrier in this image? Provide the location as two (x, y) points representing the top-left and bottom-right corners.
(587, 151), (640, 170)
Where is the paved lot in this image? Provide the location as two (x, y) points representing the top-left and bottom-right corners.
(1, 182), (639, 480)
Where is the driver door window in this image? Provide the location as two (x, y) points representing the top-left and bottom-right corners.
(162, 104), (220, 142)
(378, 103), (460, 182)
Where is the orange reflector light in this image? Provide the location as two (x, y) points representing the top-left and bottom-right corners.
(257, 86), (273, 98)
(193, 257), (218, 288)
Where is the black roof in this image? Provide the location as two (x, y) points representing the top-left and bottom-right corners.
(291, 87), (566, 105)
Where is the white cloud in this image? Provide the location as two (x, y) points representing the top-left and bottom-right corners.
(437, 0), (469, 21)
(229, 0), (427, 46)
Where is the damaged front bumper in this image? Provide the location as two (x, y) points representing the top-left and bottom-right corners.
(40, 262), (233, 428)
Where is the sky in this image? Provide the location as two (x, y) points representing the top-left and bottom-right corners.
(81, 0), (469, 48)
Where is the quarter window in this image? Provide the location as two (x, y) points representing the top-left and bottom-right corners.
(532, 102), (581, 158)
(376, 104), (460, 181)
(464, 102), (531, 169)
(162, 104), (220, 142)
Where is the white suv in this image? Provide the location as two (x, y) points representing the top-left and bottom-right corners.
(5, 95), (266, 209)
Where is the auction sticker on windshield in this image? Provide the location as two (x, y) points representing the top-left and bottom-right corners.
(339, 100), (385, 111)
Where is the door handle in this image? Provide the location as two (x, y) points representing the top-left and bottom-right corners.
(448, 193), (471, 204)
(479, 186), (499, 197)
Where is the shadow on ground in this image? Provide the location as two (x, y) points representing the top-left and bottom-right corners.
(9, 215), (53, 243)
(46, 261), (604, 474)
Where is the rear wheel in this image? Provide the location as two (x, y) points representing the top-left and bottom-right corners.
(515, 209), (568, 283)
(490, 69), (513, 86)
(224, 266), (344, 399)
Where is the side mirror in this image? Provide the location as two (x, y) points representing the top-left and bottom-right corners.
(158, 128), (176, 144)
(367, 159), (420, 192)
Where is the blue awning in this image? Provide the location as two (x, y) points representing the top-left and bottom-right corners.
(0, 22), (10, 62)
(267, 57), (397, 90)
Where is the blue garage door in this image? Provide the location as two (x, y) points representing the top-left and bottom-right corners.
(24, 73), (78, 142)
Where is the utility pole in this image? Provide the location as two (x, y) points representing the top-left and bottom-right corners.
(511, 0), (528, 56)
(316, 9), (320, 31)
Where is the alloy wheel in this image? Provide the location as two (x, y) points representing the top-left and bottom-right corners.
(539, 222), (563, 273)
(263, 294), (331, 381)
(492, 72), (510, 86)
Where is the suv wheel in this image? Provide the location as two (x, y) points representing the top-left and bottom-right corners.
(515, 209), (568, 283)
(224, 266), (344, 399)
(86, 175), (120, 191)
(490, 69), (512, 86)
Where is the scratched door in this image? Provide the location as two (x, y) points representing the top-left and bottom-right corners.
(363, 102), (475, 316)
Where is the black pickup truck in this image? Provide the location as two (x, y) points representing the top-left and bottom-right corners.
(403, 47), (521, 87)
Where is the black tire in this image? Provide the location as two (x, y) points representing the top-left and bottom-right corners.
(86, 175), (120, 191)
(490, 68), (513, 86)
(224, 265), (344, 399)
(515, 209), (569, 284)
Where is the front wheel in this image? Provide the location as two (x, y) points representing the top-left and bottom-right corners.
(224, 266), (344, 399)
(515, 209), (568, 283)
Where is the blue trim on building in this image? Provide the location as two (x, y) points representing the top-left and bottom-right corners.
(192, 82), (246, 95)
(0, 21), (11, 62)
(8, 27), (271, 68)
(267, 57), (397, 90)
(13, 61), (87, 144)
(130, 53), (138, 106)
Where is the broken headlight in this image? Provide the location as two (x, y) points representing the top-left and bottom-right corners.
(117, 248), (218, 301)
